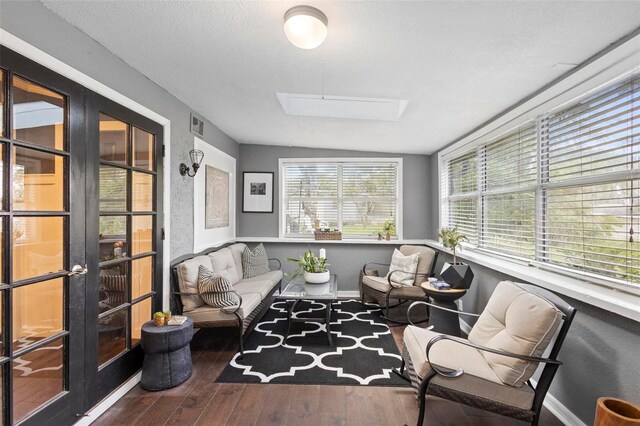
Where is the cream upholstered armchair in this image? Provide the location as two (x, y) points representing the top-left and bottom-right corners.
(398, 281), (576, 426)
(361, 245), (438, 323)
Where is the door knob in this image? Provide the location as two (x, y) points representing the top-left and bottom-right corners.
(68, 264), (88, 276)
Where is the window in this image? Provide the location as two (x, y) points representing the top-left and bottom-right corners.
(441, 71), (640, 289)
(280, 159), (402, 238)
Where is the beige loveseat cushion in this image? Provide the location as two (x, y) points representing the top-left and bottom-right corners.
(234, 270), (283, 299)
(209, 248), (241, 285)
(228, 243), (247, 280)
(176, 255), (213, 312)
(184, 292), (262, 326)
(399, 245), (436, 285)
(403, 326), (535, 410)
(468, 281), (562, 387)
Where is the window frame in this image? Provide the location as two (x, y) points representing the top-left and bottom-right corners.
(279, 157), (403, 240)
(439, 70), (640, 293)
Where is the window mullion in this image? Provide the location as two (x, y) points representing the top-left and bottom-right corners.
(536, 114), (549, 263)
(337, 164), (343, 231)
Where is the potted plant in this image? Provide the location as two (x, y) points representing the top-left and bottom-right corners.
(382, 220), (396, 241)
(286, 249), (330, 284)
(163, 310), (172, 324)
(438, 227), (474, 289)
(153, 311), (165, 327)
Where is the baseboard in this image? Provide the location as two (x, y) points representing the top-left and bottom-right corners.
(338, 291), (360, 298)
(460, 319), (584, 426)
(76, 371), (142, 425)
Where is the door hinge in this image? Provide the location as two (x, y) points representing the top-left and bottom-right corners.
(161, 227), (165, 240)
(162, 144), (166, 157)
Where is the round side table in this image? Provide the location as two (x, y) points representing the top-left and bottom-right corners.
(420, 283), (466, 337)
(140, 318), (194, 391)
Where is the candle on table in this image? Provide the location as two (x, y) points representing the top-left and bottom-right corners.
(319, 248), (326, 259)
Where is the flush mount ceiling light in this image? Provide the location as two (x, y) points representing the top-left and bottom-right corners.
(283, 5), (328, 49)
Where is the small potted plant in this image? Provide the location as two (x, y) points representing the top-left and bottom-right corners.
(382, 220), (396, 241)
(163, 310), (172, 324)
(113, 241), (124, 257)
(438, 227), (474, 289)
(153, 311), (165, 327)
(286, 249), (330, 284)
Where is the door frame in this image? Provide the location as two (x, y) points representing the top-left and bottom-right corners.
(0, 29), (173, 420)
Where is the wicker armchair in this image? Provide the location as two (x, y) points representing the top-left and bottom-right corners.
(397, 281), (576, 426)
(361, 245), (438, 324)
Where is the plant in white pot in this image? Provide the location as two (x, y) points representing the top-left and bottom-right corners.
(438, 227), (474, 289)
(286, 249), (330, 284)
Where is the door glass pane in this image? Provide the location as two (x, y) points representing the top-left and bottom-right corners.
(0, 291), (3, 353)
(0, 70), (4, 136)
(98, 309), (127, 366)
(12, 278), (63, 351)
(133, 127), (154, 171)
(0, 220), (3, 281)
(12, 76), (65, 151)
(99, 165), (127, 212)
(99, 263), (128, 313)
(13, 338), (64, 423)
(12, 216), (64, 281)
(131, 297), (151, 347)
(132, 172), (153, 211)
(0, 143), (4, 209)
(132, 256), (152, 300)
(100, 113), (128, 165)
(99, 216), (127, 262)
(132, 215), (152, 255)
(12, 146), (65, 211)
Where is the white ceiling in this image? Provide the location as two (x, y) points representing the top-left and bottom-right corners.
(42, 1), (640, 154)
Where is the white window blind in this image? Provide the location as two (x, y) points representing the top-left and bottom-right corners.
(441, 70), (640, 289)
(281, 160), (401, 238)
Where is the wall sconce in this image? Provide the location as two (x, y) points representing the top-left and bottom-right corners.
(179, 149), (204, 177)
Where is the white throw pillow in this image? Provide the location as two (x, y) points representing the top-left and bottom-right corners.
(387, 249), (420, 285)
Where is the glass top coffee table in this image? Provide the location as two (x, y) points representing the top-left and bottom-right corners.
(277, 274), (338, 345)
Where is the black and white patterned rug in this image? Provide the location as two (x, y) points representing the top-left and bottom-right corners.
(216, 299), (408, 386)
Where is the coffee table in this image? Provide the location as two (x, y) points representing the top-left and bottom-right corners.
(277, 274), (338, 345)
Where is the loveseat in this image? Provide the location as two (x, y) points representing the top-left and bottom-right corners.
(171, 243), (283, 357)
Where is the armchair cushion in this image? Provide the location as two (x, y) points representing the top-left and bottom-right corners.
(209, 248), (240, 285)
(387, 249), (419, 285)
(228, 243), (247, 279)
(176, 255), (212, 312)
(399, 245), (436, 285)
(362, 275), (393, 292)
(184, 292), (262, 325)
(468, 281), (562, 387)
(404, 326), (534, 410)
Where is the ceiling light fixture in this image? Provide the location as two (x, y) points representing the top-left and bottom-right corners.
(283, 5), (328, 49)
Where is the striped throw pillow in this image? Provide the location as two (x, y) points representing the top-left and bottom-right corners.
(197, 266), (237, 308)
(242, 243), (270, 279)
(100, 275), (127, 308)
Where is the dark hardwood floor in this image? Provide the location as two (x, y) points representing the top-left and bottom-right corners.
(95, 309), (564, 426)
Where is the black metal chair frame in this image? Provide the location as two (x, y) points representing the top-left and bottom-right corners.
(171, 257), (282, 359)
(361, 251), (439, 325)
(397, 283), (576, 426)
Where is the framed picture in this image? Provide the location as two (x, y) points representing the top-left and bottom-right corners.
(243, 172), (274, 213)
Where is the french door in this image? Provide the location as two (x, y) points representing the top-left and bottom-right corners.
(0, 47), (163, 425)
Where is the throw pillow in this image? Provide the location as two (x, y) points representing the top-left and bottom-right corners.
(197, 266), (238, 308)
(387, 249), (420, 285)
(242, 243), (270, 278)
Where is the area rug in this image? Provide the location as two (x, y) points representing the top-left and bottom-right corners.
(216, 299), (408, 386)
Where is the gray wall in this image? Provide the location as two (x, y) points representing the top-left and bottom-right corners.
(428, 157), (640, 425)
(0, 1), (240, 259)
(237, 144), (431, 239)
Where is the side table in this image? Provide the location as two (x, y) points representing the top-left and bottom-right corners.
(140, 318), (194, 391)
(420, 283), (466, 337)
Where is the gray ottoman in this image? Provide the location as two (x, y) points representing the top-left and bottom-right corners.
(140, 318), (194, 391)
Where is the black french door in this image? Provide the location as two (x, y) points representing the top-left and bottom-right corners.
(0, 47), (163, 424)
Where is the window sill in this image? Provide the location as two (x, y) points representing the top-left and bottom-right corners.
(424, 240), (640, 323)
(236, 237), (428, 245)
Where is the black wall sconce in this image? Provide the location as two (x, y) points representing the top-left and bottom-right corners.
(179, 149), (204, 177)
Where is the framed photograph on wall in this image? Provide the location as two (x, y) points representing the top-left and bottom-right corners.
(243, 172), (274, 213)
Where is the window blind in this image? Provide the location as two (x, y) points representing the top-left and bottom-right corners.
(282, 160), (400, 238)
(440, 69), (640, 288)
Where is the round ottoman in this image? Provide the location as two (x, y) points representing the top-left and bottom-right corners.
(140, 318), (194, 391)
